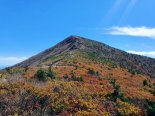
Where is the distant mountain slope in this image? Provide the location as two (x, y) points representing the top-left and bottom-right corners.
(14, 36), (155, 78)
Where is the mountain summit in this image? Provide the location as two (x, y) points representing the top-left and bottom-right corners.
(14, 36), (84, 67)
(14, 36), (155, 78)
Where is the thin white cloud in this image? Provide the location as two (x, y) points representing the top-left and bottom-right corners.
(104, 0), (123, 20)
(119, 0), (137, 22)
(107, 26), (155, 39)
(127, 51), (155, 58)
(0, 56), (28, 67)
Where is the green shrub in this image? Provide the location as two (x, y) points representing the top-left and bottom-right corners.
(51, 103), (65, 115)
(88, 68), (96, 75)
(128, 69), (137, 75)
(143, 80), (148, 86)
(24, 66), (29, 72)
(145, 99), (155, 116)
(72, 76), (79, 81)
(71, 71), (84, 82)
(48, 67), (56, 79)
(63, 74), (69, 79)
(149, 85), (155, 96)
(79, 76), (84, 82)
(109, 79), (129, 102)
(36, 69), (48, 81)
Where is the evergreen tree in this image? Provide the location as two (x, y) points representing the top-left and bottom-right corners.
(36, 69), (48, 81)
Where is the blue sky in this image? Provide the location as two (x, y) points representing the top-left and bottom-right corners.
(0, 0), (155, 67)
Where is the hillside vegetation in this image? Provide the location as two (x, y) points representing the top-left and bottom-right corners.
(0, 36), (155, 116)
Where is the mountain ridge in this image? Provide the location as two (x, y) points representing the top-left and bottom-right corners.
(12, 36), (155, 78)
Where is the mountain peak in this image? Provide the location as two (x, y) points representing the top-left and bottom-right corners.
(64, 35), (84, 43)
(62, 35), (85, 50)
(66, 35), (80, 39)
(12, 36), (155, 78)
(14, 36), (85, 67)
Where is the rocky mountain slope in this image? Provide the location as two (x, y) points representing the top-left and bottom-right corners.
(14, 35), (155, 78)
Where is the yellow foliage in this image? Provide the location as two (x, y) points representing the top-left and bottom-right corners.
(75, 110), (106, 116)
(117, 99), (142, 116)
